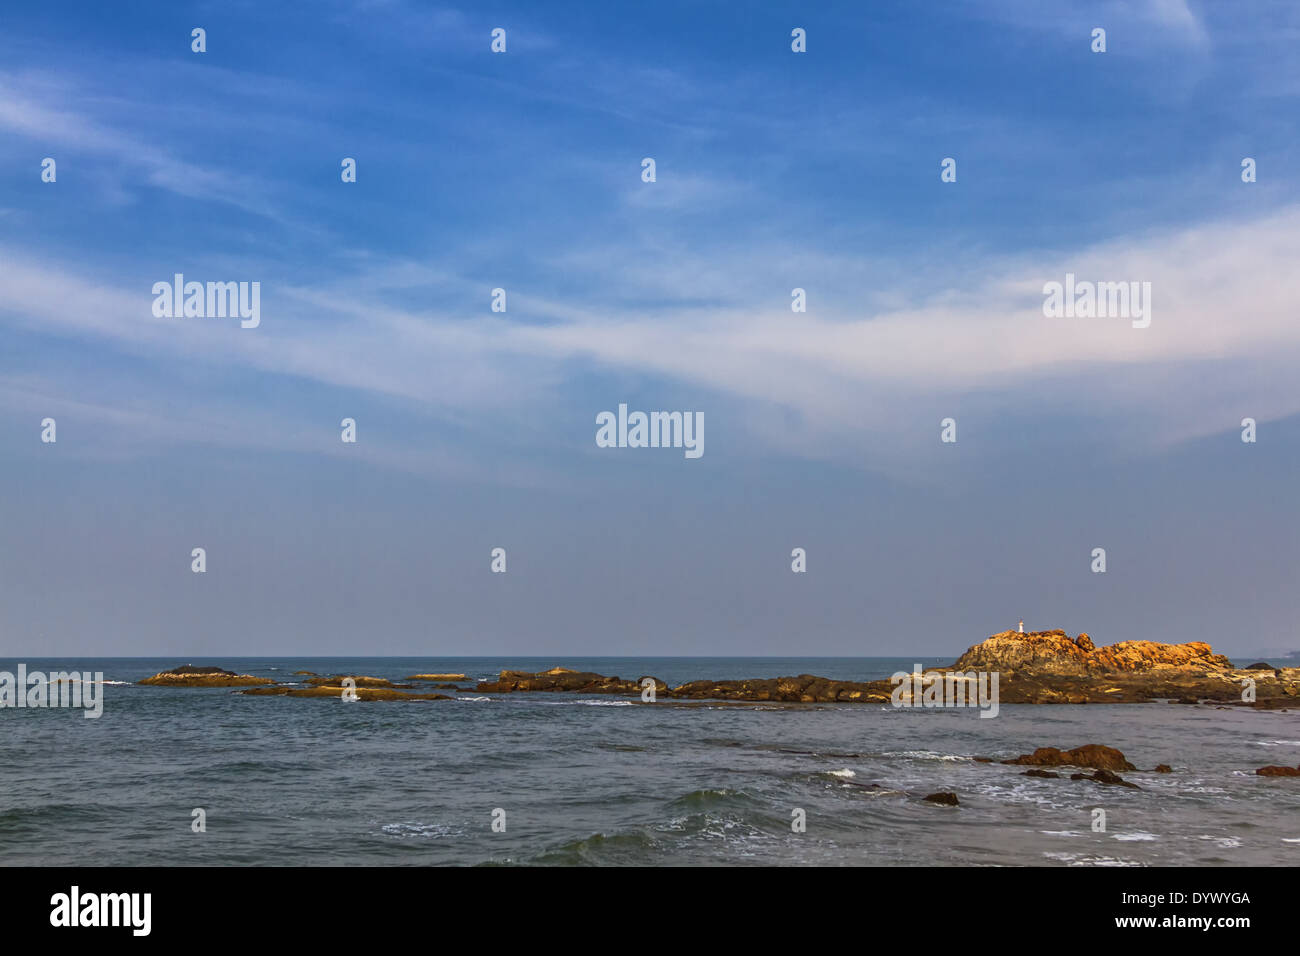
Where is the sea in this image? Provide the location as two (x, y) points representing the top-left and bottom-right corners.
(2, 657), (1297, 866)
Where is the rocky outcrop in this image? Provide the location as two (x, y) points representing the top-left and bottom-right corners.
(945, 630), (1298, 705)
(952, 630), (1233, 676)
(1255, 765), (1300, 777)
(669, 675), (891, 704)
(1002, 745), (1137, 771)
(139, 665), (274, 687)
(459, 630), (1300, 707)
(477, 668), (668, 695)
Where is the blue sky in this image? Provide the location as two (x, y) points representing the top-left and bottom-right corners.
(2, 0), (1299, 657)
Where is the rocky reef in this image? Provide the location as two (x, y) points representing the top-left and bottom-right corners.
(140, 628), (1300, 710)
(244, 674), (451, 701)
(469, 629), (1299, 707)
(138, 665), (275, 687)
(477, 668), (668, 695)
(941, 629), (1299, 705)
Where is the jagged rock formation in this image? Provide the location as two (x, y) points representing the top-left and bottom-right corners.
(951, 629), (1234, 675)
(944, 630), (1298, 705)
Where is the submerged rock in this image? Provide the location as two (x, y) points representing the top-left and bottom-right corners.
(304, 675), (407, 688)
(408, 673), (468, 681)
(1070, 769), (1139, 789)
(139, 665), (274, 688)
(242, 684), (450, 701)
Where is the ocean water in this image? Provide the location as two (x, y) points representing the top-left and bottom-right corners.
(2, 657), (1297, 866)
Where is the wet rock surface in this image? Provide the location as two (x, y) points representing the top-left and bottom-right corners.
(1002, 744), (1137, 772)
(1255, 764), (1300, 777)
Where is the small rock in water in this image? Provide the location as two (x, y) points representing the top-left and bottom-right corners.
(923, 791), (960, 806)
(1070, 769), (1139, 789)
(1003, 744), (1136, 771)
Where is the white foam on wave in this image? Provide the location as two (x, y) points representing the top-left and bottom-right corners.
(826, 769), (856, 778)
(881, 750), (970, 762)
(1040, 830), (1083, 838)
(455, 696), (490, 702)
(1251, 740), (1300, 747)
(1195, 835), (1242, 848)
(1043, 851), (1142, 867)
(573, 699), (634, 706)
(1112, 832), (1159, 842)
(49, 678), (132, 685)
(381, 822), (459, 838)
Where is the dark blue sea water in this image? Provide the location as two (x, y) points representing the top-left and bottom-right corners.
(2, 657), (1297, 866)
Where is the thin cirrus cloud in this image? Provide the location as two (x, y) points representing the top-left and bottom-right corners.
(2, 200), (1297, 476)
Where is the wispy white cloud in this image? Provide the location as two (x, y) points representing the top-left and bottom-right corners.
(3, 204), (1298, 478)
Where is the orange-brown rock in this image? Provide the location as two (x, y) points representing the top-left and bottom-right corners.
(1255, 765), (1300, 777)
(952, 629), (1233, 676)
(1002, 745), (1137, 771)
(138, 665), (274, 687)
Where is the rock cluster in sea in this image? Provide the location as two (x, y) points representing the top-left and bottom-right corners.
(136, 627), (1300, 710)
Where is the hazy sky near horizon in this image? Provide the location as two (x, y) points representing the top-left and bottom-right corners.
(2, 0), (1299, 658)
